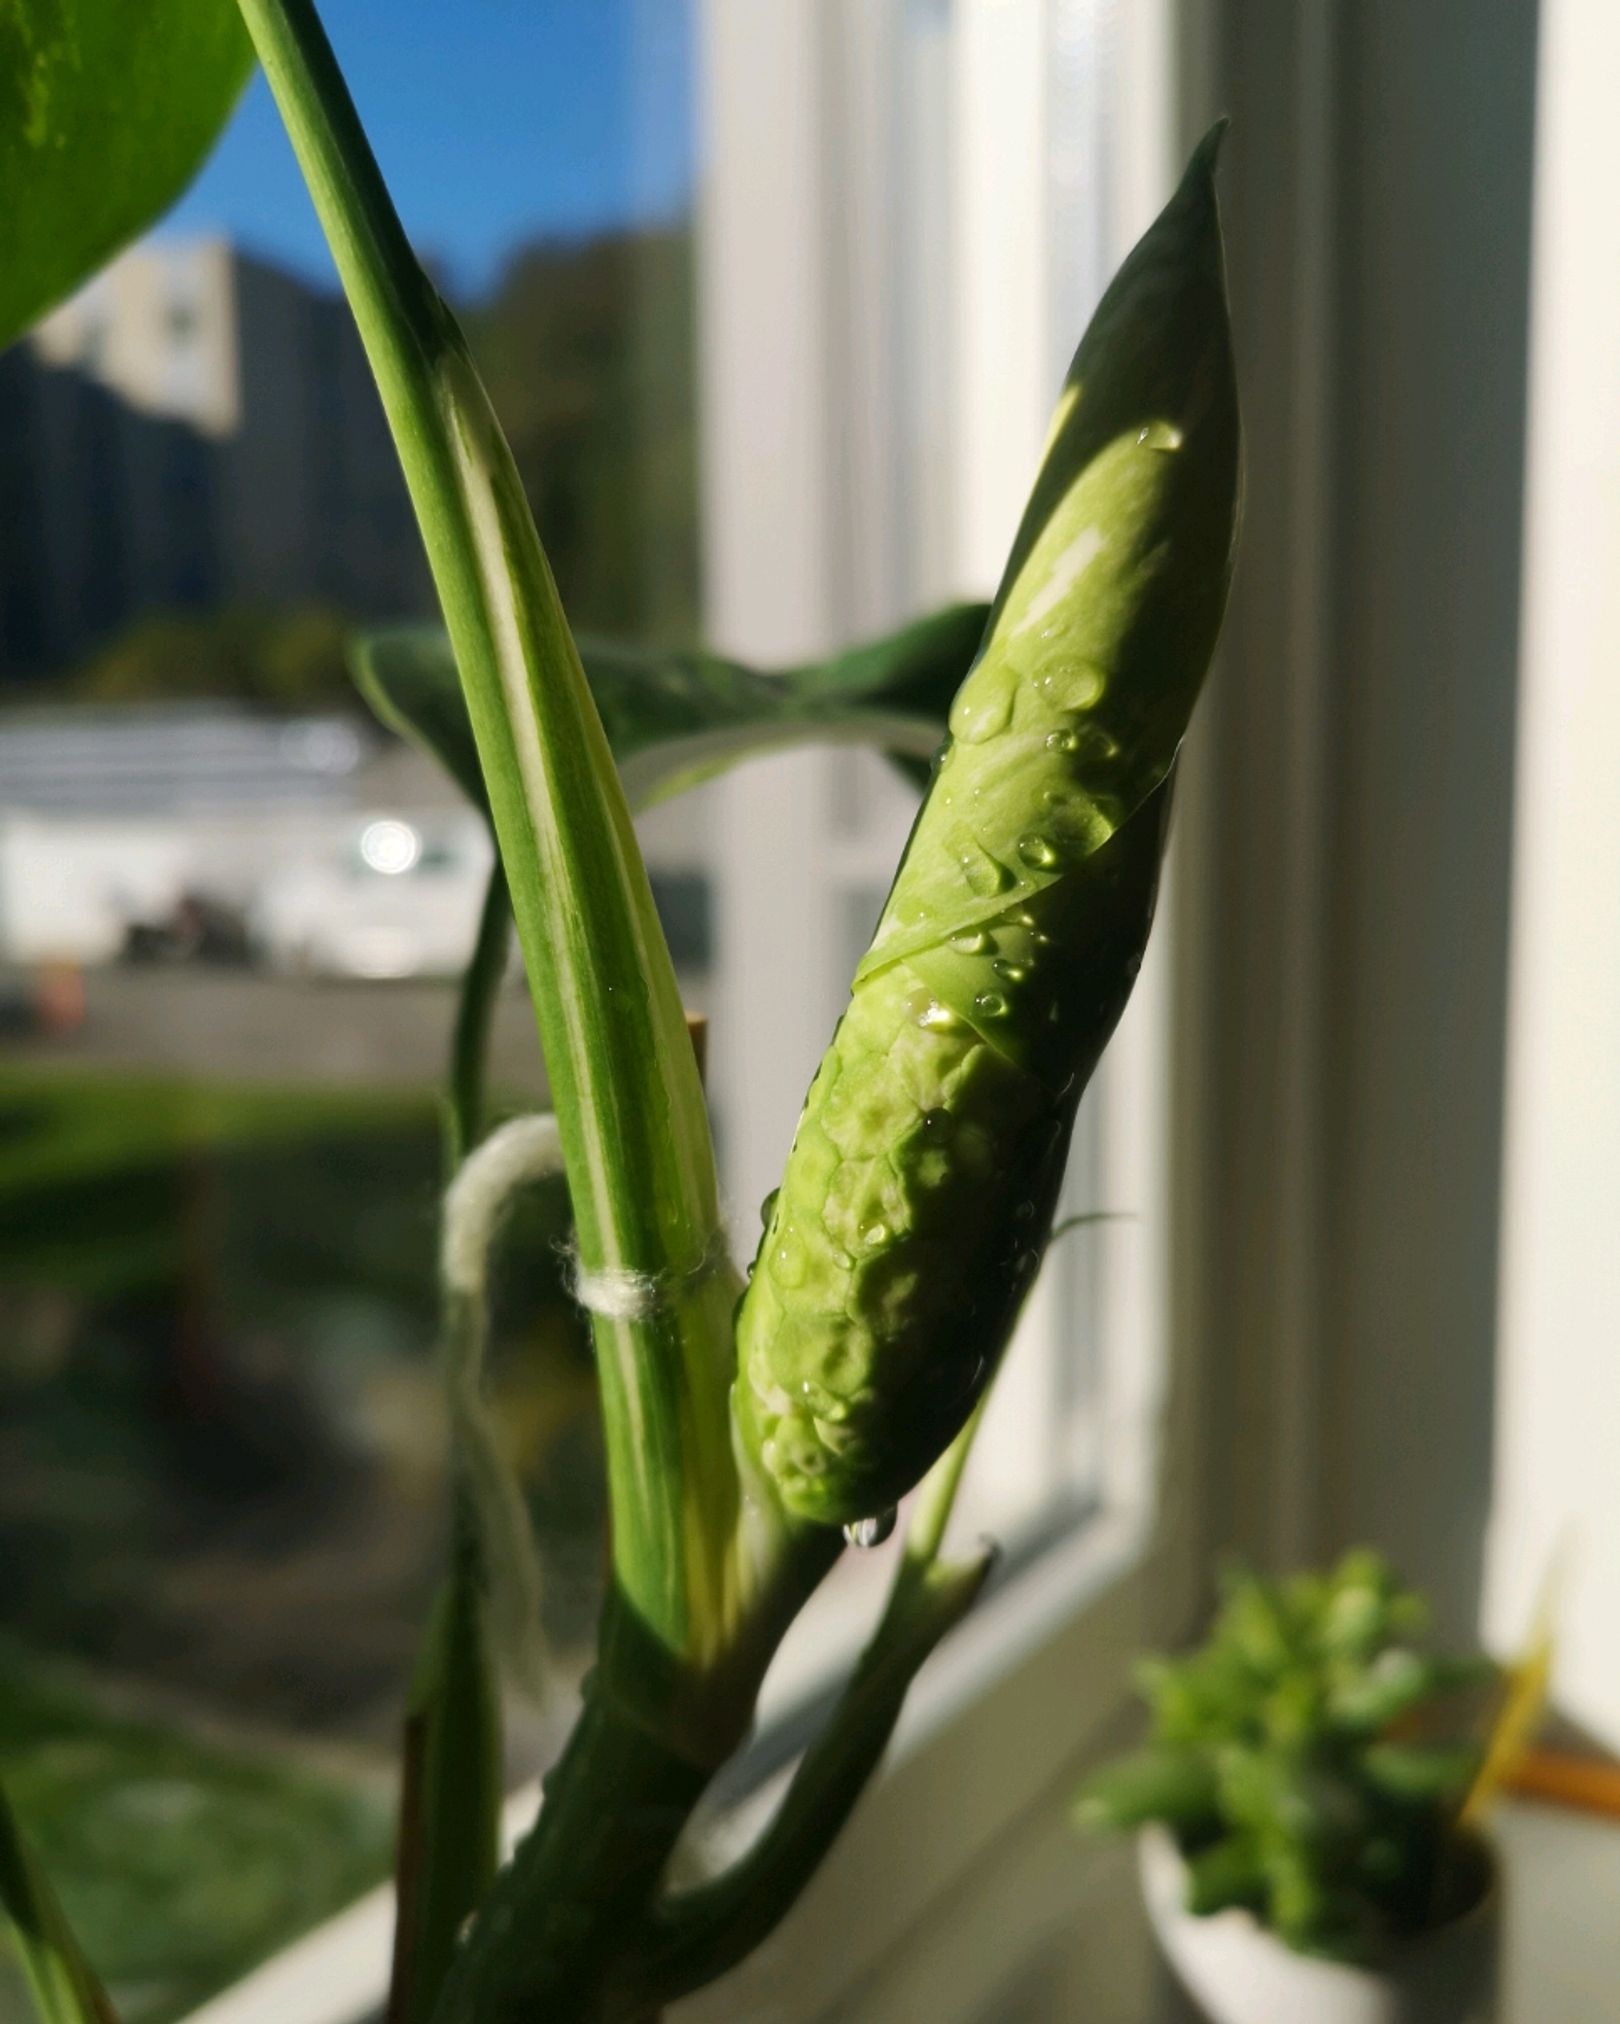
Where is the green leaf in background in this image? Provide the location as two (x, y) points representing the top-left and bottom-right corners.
(0, 0), (254, 352)
(1361, 1743), (1482, 1807)
(350, 600), (990, 820)
(1072, 1748), (1221, 1834)
(0, 1772), (115, 2024)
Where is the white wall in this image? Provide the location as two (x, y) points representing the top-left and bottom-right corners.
(1485, 0), (1620, 1742)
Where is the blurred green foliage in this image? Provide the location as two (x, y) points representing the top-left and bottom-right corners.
(1075, 1553), (1496, 1962)
(465, 227), (699, 646)
(60, 606), (356, 712)
(0, 1645), (391, 2024)
(0, 1068), (447, 1712)
(0, 1064), (607, 2013)
(0, 1066), (428, 1289)
(0, 1066), (605, 1697)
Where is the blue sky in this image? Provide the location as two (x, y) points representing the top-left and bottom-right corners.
(164, 0), (695, 298)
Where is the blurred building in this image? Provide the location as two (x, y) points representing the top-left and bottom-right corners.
(0, 239), (426, 679)
(0, 702), (407, 967)
(0, 696), (716, 995)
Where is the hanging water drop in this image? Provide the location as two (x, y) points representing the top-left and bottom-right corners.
(843, 1508), (898, 1550)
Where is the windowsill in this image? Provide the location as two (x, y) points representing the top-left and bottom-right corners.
(176, 1505), (1152, 2024)
(1491, 1800), (1620, 2022)
(790, 1798), (1620, 2024)
(703, 1500), (1142, 1828)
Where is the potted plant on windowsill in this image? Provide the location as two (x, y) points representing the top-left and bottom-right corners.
(1076, 1554), (1502, 2024)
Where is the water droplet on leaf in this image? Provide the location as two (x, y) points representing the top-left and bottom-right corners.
(958, 842), (1015, 897)
(843, 1508), (898, 1549)
(949, 679), (1015, 744)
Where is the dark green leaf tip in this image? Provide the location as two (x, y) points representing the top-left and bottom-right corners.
(1166, 119), (1230, 222)
(1198, 116), (1232, 168)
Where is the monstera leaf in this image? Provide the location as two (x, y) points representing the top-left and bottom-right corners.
(350, 602), (990, 821)
(0, 0), (253, 351)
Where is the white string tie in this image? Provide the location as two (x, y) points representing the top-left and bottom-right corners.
(566, 1239), (729, 1324)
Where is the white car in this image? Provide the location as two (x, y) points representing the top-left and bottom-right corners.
(250, 813), (495, 979)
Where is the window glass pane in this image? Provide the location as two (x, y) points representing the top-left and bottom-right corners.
(0, 6), (696, 2018)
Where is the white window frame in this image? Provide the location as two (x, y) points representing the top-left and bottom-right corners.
(1484, 0), (1620, 1740)
(1173, 0), (1540, 1657)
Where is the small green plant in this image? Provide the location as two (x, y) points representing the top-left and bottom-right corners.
(1076, 1553), (1497, 1963)
(0, 3), (1240, 2018)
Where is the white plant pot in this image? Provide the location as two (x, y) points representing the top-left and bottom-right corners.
(1138, 1824), (1501, 2024)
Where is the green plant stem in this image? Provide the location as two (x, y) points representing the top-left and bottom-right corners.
(446, 862), (509, 1166)
(638, 1408), (996, 2005)
(431, 1682), (712, 2024)
(436, 1293), (995, 2019)
(640, 1553), (990, 2006)
(902, 1389), (989, 1567)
